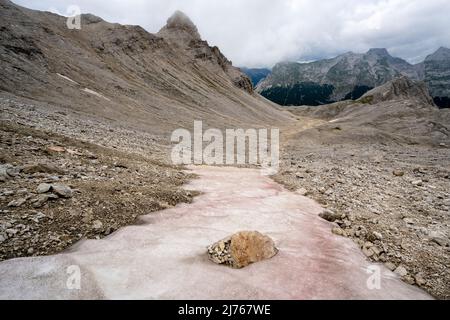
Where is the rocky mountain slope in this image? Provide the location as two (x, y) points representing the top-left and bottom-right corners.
(0, 1), (292, 134)
(257, 48), (450, 108)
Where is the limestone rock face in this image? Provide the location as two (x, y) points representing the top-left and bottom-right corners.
(360, 76), (435, 106)
(157, 11), (254, 94)
(207, 231), (278, 269)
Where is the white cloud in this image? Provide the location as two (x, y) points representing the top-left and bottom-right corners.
(12, 0), (450, 67)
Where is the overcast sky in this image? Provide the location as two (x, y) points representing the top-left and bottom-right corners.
(13, 0), (450, 68)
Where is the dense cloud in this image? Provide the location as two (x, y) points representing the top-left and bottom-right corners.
(13, 0), (450, 67)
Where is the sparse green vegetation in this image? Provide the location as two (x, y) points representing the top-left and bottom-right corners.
(358, 95), (374, 104)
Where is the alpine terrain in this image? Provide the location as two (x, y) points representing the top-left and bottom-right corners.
(0, 0), (448, 301)
(257, 48), (450, 108)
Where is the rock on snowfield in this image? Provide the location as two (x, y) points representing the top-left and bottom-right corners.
(207, 231), (278, 269)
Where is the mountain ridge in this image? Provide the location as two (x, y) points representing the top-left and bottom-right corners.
(256, 47), (450, 108)
(0, 0), (291, 135)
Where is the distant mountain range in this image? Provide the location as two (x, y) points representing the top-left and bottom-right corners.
(253, 47), (450, 108)
(0, 1), (290, 133)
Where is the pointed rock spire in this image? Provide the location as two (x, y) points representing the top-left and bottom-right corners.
(158, 11), (201, 42)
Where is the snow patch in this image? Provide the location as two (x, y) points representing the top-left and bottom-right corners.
(56, 73), (79, 85)
(82, 88), (111, 101)
(329, 118), (345, 123)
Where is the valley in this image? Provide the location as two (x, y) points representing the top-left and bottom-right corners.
(0, 0), (449, 301)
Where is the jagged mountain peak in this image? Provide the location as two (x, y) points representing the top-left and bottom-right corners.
(158, 10), (201, 42)
(166, 11), (197, 30)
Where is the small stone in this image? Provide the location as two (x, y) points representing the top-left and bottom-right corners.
(373, 231), (383, 241)
(431, 237), (448, 247)
(7, 198), (26, 207)
(0, 234), (6, 243)
(296, 188), (308, 196)
(295, 172), (305, 179)
(404, 275), (415, 285)
(47, 146), (65, 153)
(342, 220), (352, 228)
(0, 165), (11, 180)
(3, 190), (14, 196)
(92, 220), (103, 230)
(37, 183), (52, 194)
(414, 273), (427, 286)
(32, 194), (58, 208)
(6, 228), (19, 236)
(22, 163), (65, 175)
(207, 231), (278, 269)
(371, 246), (383, 256)
(319, 209), (342, 222)
(393, 170), (405, 177)
(332, 227), (345, 236)
(51, 184), (73, 198)
(394, 266), (408, 277)
(27, 248), (34, 255)
(412, 180), (423, 186)
(363, 247), (374, 257)
(403, 218), (414, 225)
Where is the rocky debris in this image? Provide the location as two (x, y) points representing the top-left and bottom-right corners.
(92, 220), (103, 230)
(0, 107), (197, 263)
(412, 179), (424, 186)
(157, 11), (254, 95)
(276, 136), (450, 298)
(367, 231), (383, 242)
(415, 273), (427, 286)
(385, 262), (397, 271)
(422, 47), (450, 108)
(207, 231), (278, 269)
(0, 164), (21, 181)
(257, 46), (450, 108)
(46, 146), (66, 153)
(431, 237), (448, 247)
(332, 227), (346, 237)
(31, 194), (59, 208)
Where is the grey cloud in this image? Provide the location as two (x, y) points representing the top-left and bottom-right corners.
(12, 0), (450, 67)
